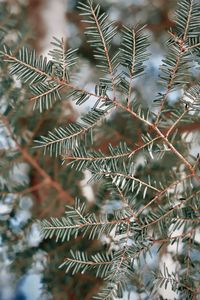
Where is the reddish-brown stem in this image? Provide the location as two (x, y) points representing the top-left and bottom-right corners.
(0, 113), (74, 204)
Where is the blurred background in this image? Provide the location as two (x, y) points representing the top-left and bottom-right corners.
(0, 0), (193, 299)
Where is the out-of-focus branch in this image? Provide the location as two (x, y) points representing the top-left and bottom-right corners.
(0, 113), (74, 204)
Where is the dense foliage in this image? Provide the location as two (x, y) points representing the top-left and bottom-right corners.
(1, 0), (200, 299)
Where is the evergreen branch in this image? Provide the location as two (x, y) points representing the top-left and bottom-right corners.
(90, 6), (115, 93)
(64, 137), (160, 167)
(30, 82), (63, 111)
(187, 42), (200, 50)
(155, 274), (195, 294)
(42, 219), (126, 231)
(35, 108), (107, 156)
(157, 67), (200, 130)
(49, 37), (78, 82)
(112, 224), (130, 277)
(61, 94), (195, 175)
(61, 38), (66, 82)
(117, 102), (152, 127)
(112, 183), (139, 224)
(79, 1), (118, 97)
(136, 173), (194, 216)
(40, 213), (128, 242)
(1, 50), (82, 95)
(1, 47), (196, 173)
(63, 257), (112, 266)
(2, 45), (199, 159)
(154, 261), (197, 296)
(153, 126), (194, 173)
(117, 102), (194, 173)
(182, 84), (200, 114)
(59, 251), (113, 278)
(30, 84), (62, 102)
(173, 218), (200, 223)
(66, 151), (131, 163)
(155, 50), (185, 125)
(94, 224), (132, 300)
(96, 238), (151, 300)
(1, 47), (114, 110)
(104, 229), (130, 300)
(127, 28), (136, 106)
(120, 25), (150, 106)
(2, 1), (200, 298)
(1, 51), (50, 81)
(94, 170), (160, 193)
(182, 0), (193, 42)
(128, 136), (160, 158)
(155, 0), (195, 125)
(166, 106), (189, 137)
(152, 227), (196, 243)
(141, 190), (200, 229)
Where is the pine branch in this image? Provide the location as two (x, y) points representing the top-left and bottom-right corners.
(30, 82), (63, 112)
(40, 199), (129, 242)
(116, 102), (195, 174)
(34, 108), (108, 156)
(136, 173), (195, 216)
(64, 137), (160, 171)
(59, 251), (113, 278)
(92, 170), (160, 193)
(79, 0), (118, 97)
(120, 25), (150, 106)
(155, 0), (197, 125)
(140, 190), (200, 230)
(0, 44), (114, 112)
(154, 264), (195, 295)
(49, 37), (78, 82)
(2, 0), (200, 298)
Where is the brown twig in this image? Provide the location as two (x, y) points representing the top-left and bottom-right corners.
(0, 113), (74, 204)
